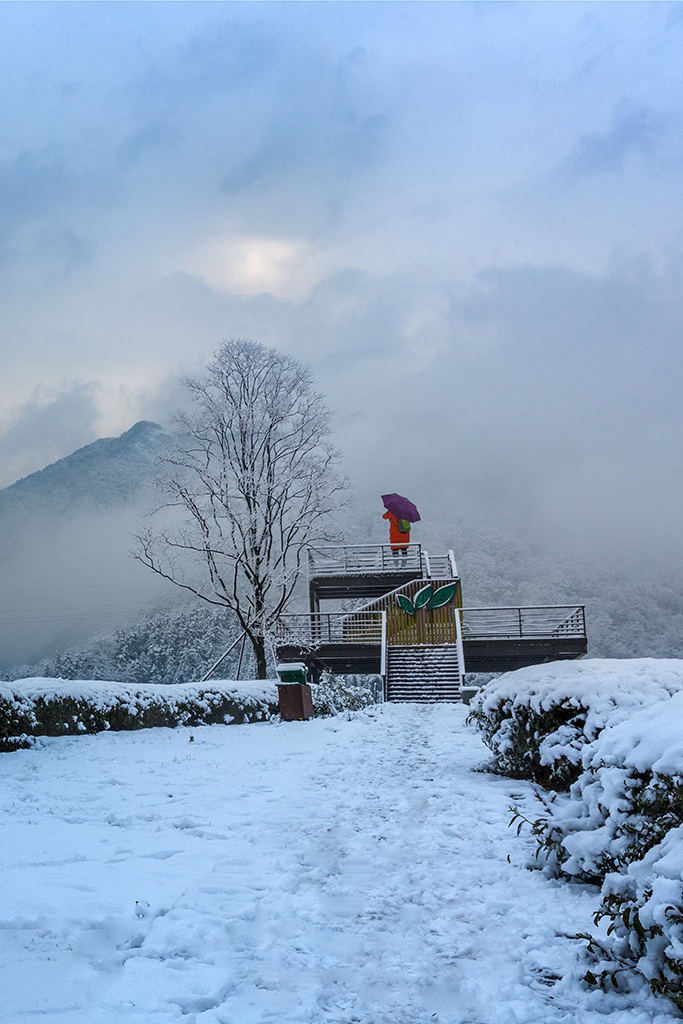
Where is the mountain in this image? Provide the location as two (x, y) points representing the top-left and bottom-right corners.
(0, 422), (175, 671)
(0, 420), (170, 522)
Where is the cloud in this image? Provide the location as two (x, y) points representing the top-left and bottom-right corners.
(117, 122), (178, 169)
(0, 382), (103, 488)
(564, 103), (667, 178)
(0, 152), (81, 241)
(185, 234), (324, 301)
(0, 2), (682, 588)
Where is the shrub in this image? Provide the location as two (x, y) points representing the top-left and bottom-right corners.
(310, 676), (377, 717)
(467, 659), (683, 789)
(0, 679), (279, 748)
(477, 663), (683, 1014)
(528, 690), (683, 883)
(0, 685), (37, 751)
(581, 827), (683, 1011)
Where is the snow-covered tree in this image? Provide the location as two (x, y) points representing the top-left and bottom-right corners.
(134, 339), (347, 677)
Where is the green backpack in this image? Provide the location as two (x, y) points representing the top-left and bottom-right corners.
(397, 518), (411, 534)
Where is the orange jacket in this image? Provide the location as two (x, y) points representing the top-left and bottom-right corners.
(383, 510), (410, 548)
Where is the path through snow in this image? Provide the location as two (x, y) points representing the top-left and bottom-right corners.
(0, 703), (678, 1023)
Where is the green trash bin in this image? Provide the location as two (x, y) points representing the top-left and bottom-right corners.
(276, 662), (307, 685)
(276, 663), (312, 720)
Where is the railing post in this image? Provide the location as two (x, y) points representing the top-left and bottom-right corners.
(453, 606), (466, 684)
(380, 610), (387, 681)
(518, 607), (523, 636)
(199, 631), (247, 683)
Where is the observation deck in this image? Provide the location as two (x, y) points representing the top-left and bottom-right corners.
(274, 543), (587, 701)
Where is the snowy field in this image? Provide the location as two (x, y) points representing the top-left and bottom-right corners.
(1, 703), (678, 1024)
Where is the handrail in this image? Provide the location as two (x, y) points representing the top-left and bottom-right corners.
(349, 574), (461, 617)
(274, 612), (385, 647)
(460, 605), (586, 640)
(453, 604), (466, 682)
(307, 543), (423, 576)
(199, 631), (247, 683)
(309, 543), (417, 551)
(274, 605), (585, 647)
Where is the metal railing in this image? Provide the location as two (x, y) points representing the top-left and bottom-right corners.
(453, 597), (466, 684)
(423, 551), (458, 579)
(308, 543), (423, 576)
(274, 605), (585, 649)
(460, 605), (586, 640)
(274, 611), (385, 647)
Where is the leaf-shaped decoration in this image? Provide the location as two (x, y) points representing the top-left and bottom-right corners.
(413, 585), (434, 610)
(396, 594), (415, 616)
(427, 582), (458, 610)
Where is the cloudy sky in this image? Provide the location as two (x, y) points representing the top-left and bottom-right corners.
(2, 1), (683, 563)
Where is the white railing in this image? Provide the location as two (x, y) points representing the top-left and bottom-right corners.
(421, 549), (458, 579)
(308, 544), (423, 576)
(274, 611), (385, 647)
(460, 606), (586, 640)
(453, 603), (466, 683)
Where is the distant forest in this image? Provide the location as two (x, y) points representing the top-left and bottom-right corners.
(6, 536), (683, 686)
(3, 606), (246, 685)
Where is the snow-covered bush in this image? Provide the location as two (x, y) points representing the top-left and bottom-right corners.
(530, 691), (683, 883)
(310, 676), (377, 717)
(479, 663), (683, 1013)
(467, 660), (683, 789)
(581, 826), (683, 1010)
(0, 684), (37, 750)
(0, 679), (278, 747)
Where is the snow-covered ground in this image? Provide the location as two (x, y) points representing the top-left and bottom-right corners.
(1, 703), (678, 1024)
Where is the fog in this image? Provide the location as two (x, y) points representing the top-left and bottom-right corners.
(0, 505), (175, 670)
(1, 2), (683, 665)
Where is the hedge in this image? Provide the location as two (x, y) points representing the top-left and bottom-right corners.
(0, 679), (279, 750)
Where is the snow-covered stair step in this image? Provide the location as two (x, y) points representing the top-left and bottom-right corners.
(425, 555), (452, 578)
(386, 644), (463, 702)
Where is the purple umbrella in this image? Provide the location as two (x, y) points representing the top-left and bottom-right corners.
(381, 493), (421, 523)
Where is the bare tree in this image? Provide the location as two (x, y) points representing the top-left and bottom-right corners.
(135, 339), (347, 678)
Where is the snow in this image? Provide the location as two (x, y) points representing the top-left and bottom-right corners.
(0, 702), (677, 1023)
(522, 679), (683, 884)
(586, 688), (683, 776)
(12, 678), (279, 709)
(472, 658), (683, 779)
(475, 658), (683, 734)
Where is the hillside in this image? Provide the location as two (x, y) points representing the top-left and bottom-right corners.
(0, 420), (170, 521)
(0, 422), (174, 670)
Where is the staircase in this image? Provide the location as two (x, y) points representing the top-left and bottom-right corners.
(386, 645), (463, 702)
(274, 543), (587, 697)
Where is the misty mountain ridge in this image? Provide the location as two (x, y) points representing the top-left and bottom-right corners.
(0, 421), (175, 669)
(0, 421), (170, 520)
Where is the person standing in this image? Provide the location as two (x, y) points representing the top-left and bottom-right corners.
(383, 509), (411, 565)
